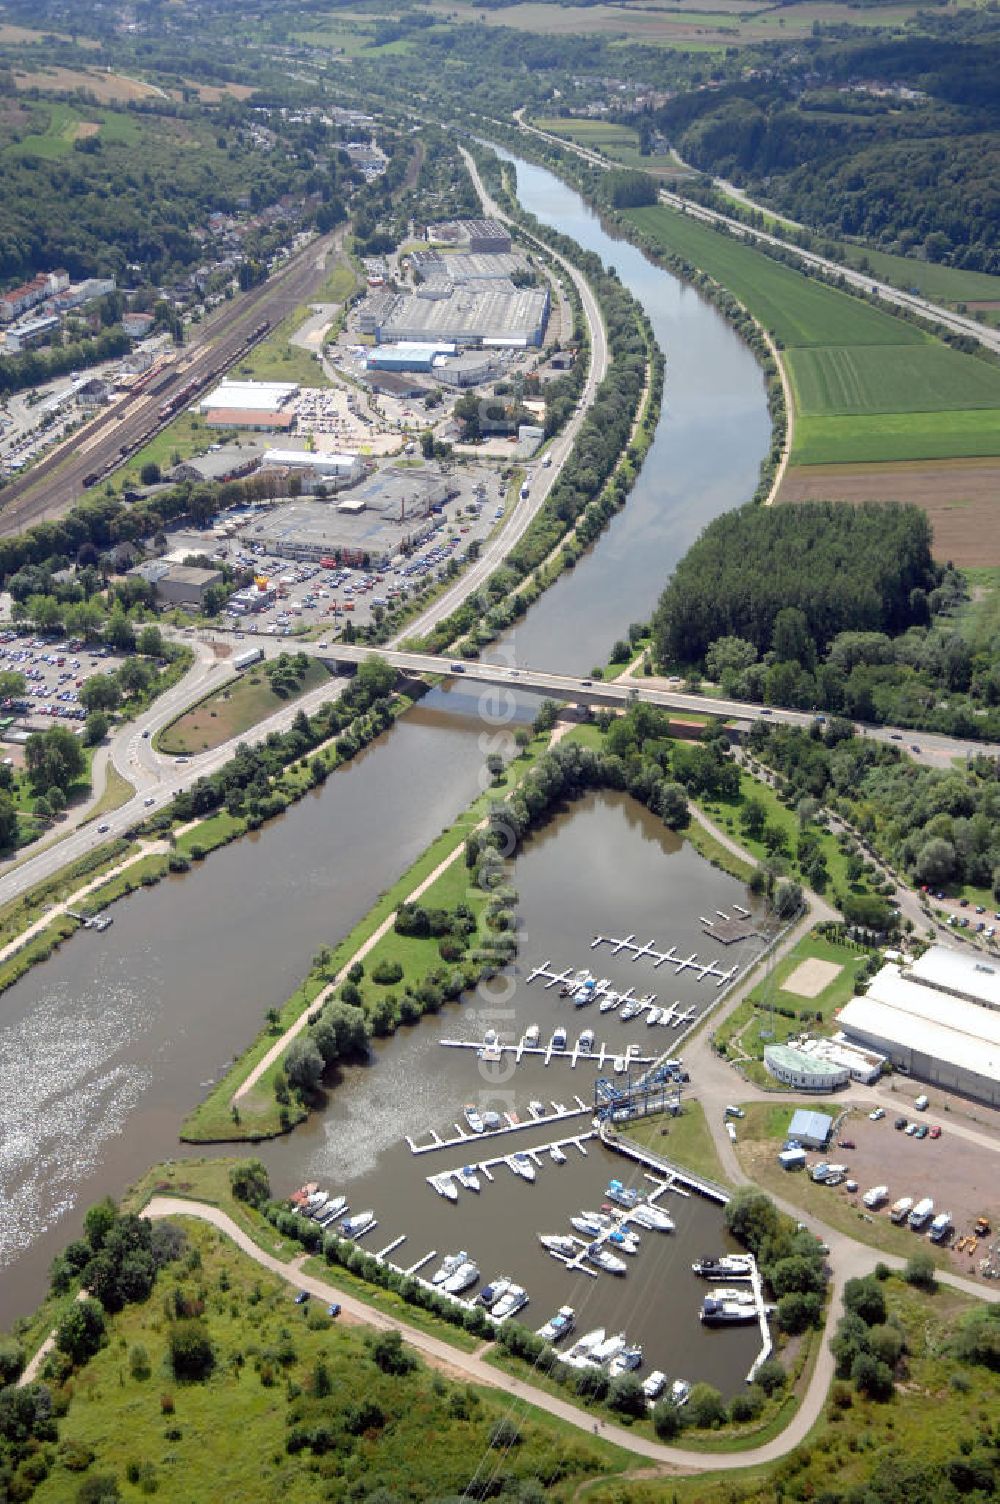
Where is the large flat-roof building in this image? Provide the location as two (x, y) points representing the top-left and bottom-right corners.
(376, 285), (549, 349)
(425, 218), (512, 254)
(839, 945), (1000, 1107)
(764, 1045), (849, 1093)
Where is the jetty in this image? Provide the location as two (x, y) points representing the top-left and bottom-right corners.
(406, 1097), (591, 1155)
(438, 1036), (657, 1070)
(426, 1130), (596, 1195)
(584, 938), (741, 983)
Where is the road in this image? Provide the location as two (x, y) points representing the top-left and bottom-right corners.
(514, 114), (1000, 359)
(0, 152), (612, 911)
(0, 229), (342, 535)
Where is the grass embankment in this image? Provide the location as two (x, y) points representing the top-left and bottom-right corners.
(181, 728), (554, 1142)
(625, 201), (1000, 467)
(29, 1220), (621, 1504)
(158, 658), (332, 755)
(585, 1273), (998, 1503)
(625, 1100), (732, 1186)
(81, 760), (135, 823)
(714, 928), (870, 1074)
(733, 1101), (952, 1265)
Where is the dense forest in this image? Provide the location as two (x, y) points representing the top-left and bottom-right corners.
(649, 16), (1000, 271)
(652, 502), (936, 664)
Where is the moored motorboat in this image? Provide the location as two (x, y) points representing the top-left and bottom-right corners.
(599, 991), (620, 1013)
(481, 1110), (503, 1132)
(565, 1326), (605, 1364)
(691, 1254), (753, 1278)
(586, 1242), (628, 1275)
(646, 1007), (662, 1026)
(549, 1144), (567, 1165)
(539, 1233), (578, 1257)
(700, 1296), (757, 1324)
(464, 1104), (484, 1133)
(307, 1192), (329, 1217)
(528, 1099), (545, 1118)
(642, 1369), (667, 1401)
(630, 1202), (674, 1232)
(672, 1379), (691, 1406)
(455, 1165), (481, 1192)
(432, 1175), (459, 1202)
(577, 1028), (595, 1052)
(341, 1210), (376, 1239)
(570, 1213), (608, 1238)
(588, 1332), (626, 1366)
(478, 1276), (511, 1309)
(492, 1283), (528, 1320)
(537, 1305), (575, 1343)
(707, 1286), (755, 1305)
(609, 1345), (643, 1377)
(523, 1024), (540, 1047)
(443, 1260), (479, 1295)
(432, 1250), (469, 1285)
(551, 1027), (567, 1050)
(507, 1152), (536, 1182)
(619, 999), (642, 1020)
(608, 1229), (640, 1255)
(606, 1179), (640, 1210)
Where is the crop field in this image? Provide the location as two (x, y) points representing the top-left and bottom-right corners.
(626, 204), (925, 348)
(787, 345), (1000, 417)
(793, 409), (1000, 466)
(626, 202), (1000, 472)
(829, 241), (1000, 310)
(533, 115), (690, 176)
(424, 0), (933, 43)
(10, 64), (163, 103)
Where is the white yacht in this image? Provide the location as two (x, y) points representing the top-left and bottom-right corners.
(586, 1243), (628, 1275)
(551, 1026), (568, 1050)
(577, 1028), (595, 1053)
(609, 1345), (643, 1377)
(342, 1209), (376, 1239)
(432, 1250), (469, 1285)
(646, 1006), (662, 1026)
(463, 1103), (484, 1133)
(432, 1175), (459, 1202)
(630, 1202), (675, 1232)
(523, 1024), (540, 1047)
(565, 1327), (605, 1364)
(589, 1332), (626, 1366)
(478, 1276), (511, 1309)
(539, 1233), (578, 1258)
(492, 1284), (528, 1320)
(508, 1152), (536, 1182)
(672, 1379), (691, 1406)
(642, 1370), (667, 1401)
(549, 1144), (567, 1165)
(455, 1165), (481, 1193)
(443, 1261), (479, 1295)
(537, 1305), (575, 1343)
(599, 991), (621, 1013)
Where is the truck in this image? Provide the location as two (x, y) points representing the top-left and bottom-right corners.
(233, 646), (264, 672)
(862, 1185), (889, 1209)
(908, 1197), (934, 1230)
(519, 482), (530, 501)
(889, 1196), (914, 1224)
(928, 1212), (953, 1243)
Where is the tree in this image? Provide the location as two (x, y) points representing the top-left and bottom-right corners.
(84, 711), (109, 746)
(608, 1374), (647, 1418)
(773, 878), (803, 918)
(283, 1036), (324, 1094)
(229, 1160), (270, 1207)
(84, 1197), (118, 1252)
(369, 1329), (416, 1375)
(0, 1337), (24, 1385)
(57, 1296), (106, 1365)
(136, 624), (164, 658)
(904, 1251), (937, 1290)
(25, 724), (86, 793)
(686, 1382), (727, 1429)
(168, 1320), (215, 1380)
(913, 837), (957, 887)
(79, 675), (121, 713)
(705, 635), (758, 682)
(118, 657), (151, 698)
(724, 1186), (779, 1253)
(0, 790), (17, 851)
(656, 780), (689, 830)
(843, 1275), (887, 1327)
(140, 462), (161, 486)
(652, 1398), (683, 1439)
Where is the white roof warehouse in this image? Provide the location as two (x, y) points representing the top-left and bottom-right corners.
(839, 945), (1000, 1107)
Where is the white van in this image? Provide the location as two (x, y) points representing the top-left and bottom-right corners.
(914, 1094), (929, 1111)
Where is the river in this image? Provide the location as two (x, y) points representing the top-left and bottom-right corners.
(0, 148), (770, 1343)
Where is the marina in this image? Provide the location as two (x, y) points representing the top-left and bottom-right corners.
(438, 1034), (658, 1069)
(586, 937), (741, 982)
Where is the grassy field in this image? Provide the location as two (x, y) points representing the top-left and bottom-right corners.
(158, 659), (332, 756)
(794, 408), (1000, 465)
(625, 202), (1000, 468)
(958, 565), (1000, 650)
(81, 761), (136, 824)
(828, 239), (1000, 310)
(625, 1100), (731, 1185)
(787, 344), (1000, 416)
(534, 116), (689, 177)
(715, 929), (870, 1064)
(30, 1220), (621, 1504)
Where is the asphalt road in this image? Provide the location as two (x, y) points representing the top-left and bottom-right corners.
(0, 230), (342, 535)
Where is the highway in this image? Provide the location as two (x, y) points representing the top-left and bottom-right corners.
(513, 114), (1000, 359)
(0, 229), (343, 535)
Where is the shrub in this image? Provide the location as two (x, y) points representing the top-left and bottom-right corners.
(371, 959), (404, 986)
(489, 1417), (522, 1448)
(904, 1251), (937, 1291)
(168, 1321), (215, 1381)
(652, 1399), (683, 1439)
(369, 1329), (416, 1376)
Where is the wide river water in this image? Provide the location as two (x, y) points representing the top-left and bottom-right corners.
(0, 146), (770, 1382)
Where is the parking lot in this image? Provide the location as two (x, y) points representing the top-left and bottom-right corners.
(805, 1102), (1000, 1274)
(0, 633), (130, 733)
(163, 463), (513, 639)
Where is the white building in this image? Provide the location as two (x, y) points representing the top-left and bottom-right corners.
(796, 1035), (884, 1086)
(839, 945), (1000, 1106)
(764, 1044), (848, 1093)
(199, 380), (299, 414)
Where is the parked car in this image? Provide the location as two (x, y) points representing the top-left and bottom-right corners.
(929, 1125), (942, 1139)
(294, 1290), (310, 1306)
(869, 1108), (885, 1121)
(915, 1124), (929, 1140)
(838, 1138), (856, 1150)
(894, 1117), (908, 1130)
(327, 1303), (341, 1318)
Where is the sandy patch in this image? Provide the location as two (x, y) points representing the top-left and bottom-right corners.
(783, 957), (843, 998)
(777, 458), (1000, 567)
(72, 121), (102, 140)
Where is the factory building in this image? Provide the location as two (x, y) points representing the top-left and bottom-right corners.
(410, 250), (527, 286)
(130, 561), (223, 608)
(260, 450), (364, 487)
(425, 219), (512, 253)
(200, 379), (299, 430)
(366, 342), (456, 373)
(377, 285), (549, 349)
(839, 945), (1000, 1107)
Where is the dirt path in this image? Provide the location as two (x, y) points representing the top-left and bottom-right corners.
(0, 838), (170, 969)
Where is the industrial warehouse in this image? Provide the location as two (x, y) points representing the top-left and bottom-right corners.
(370, 284), (549, 348)
(234, 464), (464, 568)
(839, 944), (1000, 1107)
